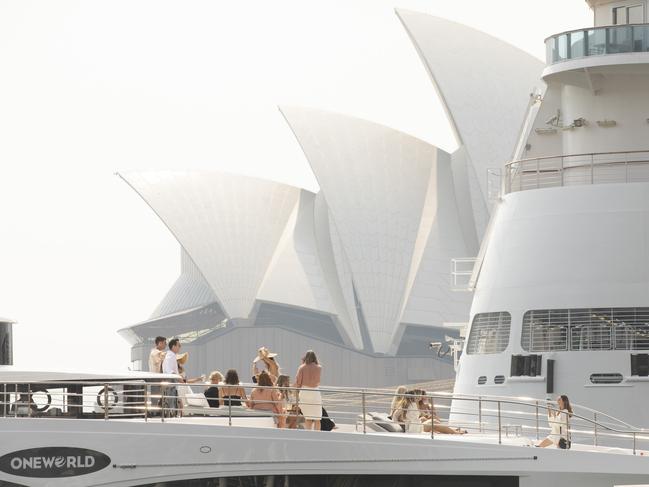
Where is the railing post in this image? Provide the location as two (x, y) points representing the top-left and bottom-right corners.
(535, 401), (540, 440)
(161, 386), (165, 423)
(144, 384), (149, 422)
(497, 401), (502, 445)
(633, 432), (637, 455)
(478, 397), (483, 433)
(361, 390), (366, 434)
(560, 156), (564, 187)
(103, 383), (109, 420)
(536, 158), (540, 189)
(14, 384), (17, 418)
(594, 412), (598, 447)
(590, 153), (594, 184)
(430, 396), (434, 439)
(27, 383), (32, 418)
(228, 395), (232, 427)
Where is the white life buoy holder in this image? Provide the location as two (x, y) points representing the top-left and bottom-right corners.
(96, 386), (119, 409)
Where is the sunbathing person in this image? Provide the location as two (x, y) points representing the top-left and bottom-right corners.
(415, 390), (466, 435)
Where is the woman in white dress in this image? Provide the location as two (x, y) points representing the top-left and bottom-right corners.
(537, 395), (572, 448)
(295, 350), (322, 430)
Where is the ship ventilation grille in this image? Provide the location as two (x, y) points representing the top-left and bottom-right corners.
(589, 373), (623, 384)
(494, 375), (506, 384)
(477, 376), (487, 385)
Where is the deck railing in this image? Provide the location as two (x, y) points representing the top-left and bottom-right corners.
(504, 150), (649, 194)
(1, 380), (648, 454)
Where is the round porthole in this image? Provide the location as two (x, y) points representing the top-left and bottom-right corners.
(200, 446), (212, 454)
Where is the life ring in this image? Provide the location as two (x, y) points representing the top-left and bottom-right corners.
(96, 386), (119, 409)
(31, 389), (52, 412)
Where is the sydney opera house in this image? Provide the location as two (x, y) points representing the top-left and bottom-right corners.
(118, 10), (544, 387)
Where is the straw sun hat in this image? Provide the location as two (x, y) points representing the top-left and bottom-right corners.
(176, 352), (189, 365)
(253, 346), (278, 363)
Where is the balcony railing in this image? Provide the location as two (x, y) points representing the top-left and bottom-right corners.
(504, 150), (649, 194)
(546, 24), (649, 65)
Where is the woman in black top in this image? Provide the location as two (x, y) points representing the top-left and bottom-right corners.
(219, 368), (247, 407)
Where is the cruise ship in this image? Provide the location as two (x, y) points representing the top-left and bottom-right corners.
(3, 1), (649, 486)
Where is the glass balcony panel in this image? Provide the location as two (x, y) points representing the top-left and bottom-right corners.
(587, 28), (607, 56)
(632, 25), (649, 52)
(570, 31), (585, 59)
(556, 34), (568, 61)
(608, 25), (633, 54)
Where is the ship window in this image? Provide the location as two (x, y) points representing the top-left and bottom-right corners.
(477, 376), (487, 385)
(466, 312), (511, 355)
(590, 373), (623, 384)
(494, 375), (506, 384)
(522, 307), (649, 352)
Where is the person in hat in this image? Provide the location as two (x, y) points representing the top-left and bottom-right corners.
(252, 346), (280, 382)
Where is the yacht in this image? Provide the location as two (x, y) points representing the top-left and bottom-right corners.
(4, 1), (649, 486)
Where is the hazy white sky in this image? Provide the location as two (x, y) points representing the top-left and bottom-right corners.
(0, 0), (591, 372)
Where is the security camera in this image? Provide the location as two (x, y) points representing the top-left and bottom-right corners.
(546, 109), (561, 127)
(428, 341), (442, 350)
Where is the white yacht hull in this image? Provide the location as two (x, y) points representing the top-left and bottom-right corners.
(1, 418), (648, 487)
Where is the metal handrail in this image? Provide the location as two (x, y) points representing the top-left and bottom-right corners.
(0, 379), (647, 453)
(504, 149), (649, 194)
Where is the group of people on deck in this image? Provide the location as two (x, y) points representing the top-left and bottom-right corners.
(149, 337), (573, 445)
(149, 337), (325, 430)
(388, 386), (572, 448)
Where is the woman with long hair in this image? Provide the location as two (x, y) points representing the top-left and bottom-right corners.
(389, 385), (407, 420)
(295, 350), (322, 430)
(275, 374), (292, 429)
(537, 394), (573, 448)
(391, 391), (422, 433)
(219, 369), (247, 407)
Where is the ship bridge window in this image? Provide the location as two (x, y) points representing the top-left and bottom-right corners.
(522, 308), (649, 352)
(466, 312), (511, 355)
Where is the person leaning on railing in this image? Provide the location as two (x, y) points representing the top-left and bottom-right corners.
(247, 371), (283, 427)
(536, 395), (572, 448)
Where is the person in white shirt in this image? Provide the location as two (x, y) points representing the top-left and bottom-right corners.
(161, 338), (182, 416)
(162, 338), (181, 375)
(149, 336), (167, 373)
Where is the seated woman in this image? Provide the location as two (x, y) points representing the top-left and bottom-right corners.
(389, 385), (407, 420)
(219, 368), (247, 407)
(416, 390), (466, 435)
(247, 371), (282, 425)
(275, 374), (292, 429)
(391, 391), (422, 433)
(537, 395), (572, 448)
(204, 370), (223, 408)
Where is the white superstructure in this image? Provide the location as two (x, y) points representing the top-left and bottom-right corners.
(452, 0), (649, 429)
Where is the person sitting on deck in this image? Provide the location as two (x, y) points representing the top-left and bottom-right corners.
(537, 395), (572, 448)
(415, 389), (466, 435)
(247, 371), (282, 426)
(389, 385), (407, 420)
(204, 370), (224, 408)
(391, 391), (422, 433)
(219, 368), (247, 407)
